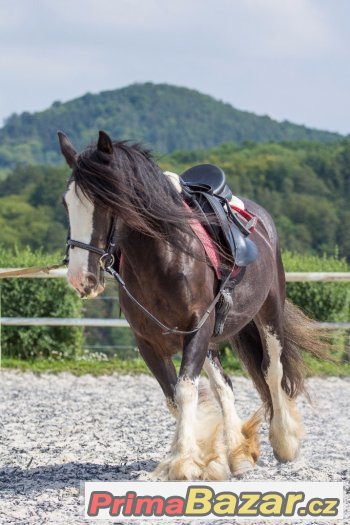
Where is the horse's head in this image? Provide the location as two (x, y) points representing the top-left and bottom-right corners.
(58, 130), (116, 299)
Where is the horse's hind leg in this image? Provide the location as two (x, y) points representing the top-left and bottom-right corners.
(261, 326), (303, 462)
(255, 294), (304, 462)
(204, 347), (261, 477)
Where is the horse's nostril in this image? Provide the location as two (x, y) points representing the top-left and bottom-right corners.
(86, 274), (97, 288)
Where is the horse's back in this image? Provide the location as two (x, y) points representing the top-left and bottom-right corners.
(241, 197), (279, 251)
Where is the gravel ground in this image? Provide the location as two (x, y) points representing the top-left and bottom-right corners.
(0, 371), (349, 525)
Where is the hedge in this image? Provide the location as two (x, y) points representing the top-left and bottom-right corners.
(0, 247), (83, 359)
(283, 251), (350, 322)
(221, 251), (350, 371)
(0, 247), (348, 362)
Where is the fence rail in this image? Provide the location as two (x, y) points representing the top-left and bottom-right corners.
(0, 317), (129, 327)
(1, 269), (350, 329)
(1, 317), (349, 329)
(2, 268), (350, 282)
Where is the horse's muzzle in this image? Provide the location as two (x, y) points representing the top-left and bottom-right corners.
(68, 270), (105, 299)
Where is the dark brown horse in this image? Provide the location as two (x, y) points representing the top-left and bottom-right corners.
(58, 130), (326, 480)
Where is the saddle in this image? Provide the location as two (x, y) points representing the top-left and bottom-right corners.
(180, 164), (258, 337)
(180, 164), (258, 269)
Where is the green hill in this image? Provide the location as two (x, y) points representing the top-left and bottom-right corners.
(0, 83), (343, 169)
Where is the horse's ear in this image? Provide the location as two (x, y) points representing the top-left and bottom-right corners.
(97, 130), (113, 154)
(57, 131), (77, 168)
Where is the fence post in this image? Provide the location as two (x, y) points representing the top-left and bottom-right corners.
(344, 329), (350, 362)
(0, 284), (2, 369)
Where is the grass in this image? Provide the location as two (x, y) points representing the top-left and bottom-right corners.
(2, 351), (350, 376)
(304, 354), (350, 376)
(1, 357), (149, 376)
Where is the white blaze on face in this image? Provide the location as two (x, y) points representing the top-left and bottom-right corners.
(65, 181), (94, 291)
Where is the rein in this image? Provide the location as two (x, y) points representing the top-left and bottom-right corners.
(0, 264), (64, 279)
(66, 220), (235, 336)
(105, 264), (233, 335)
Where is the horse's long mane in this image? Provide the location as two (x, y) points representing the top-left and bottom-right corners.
(73, 140), (198, 249)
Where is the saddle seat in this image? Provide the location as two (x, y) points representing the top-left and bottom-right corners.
(180, 164), (258, 268)
(181, 164), (233, 202)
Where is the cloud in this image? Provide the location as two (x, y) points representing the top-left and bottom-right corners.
(0, 0), (349, 133)
(235, 0), (334, 56)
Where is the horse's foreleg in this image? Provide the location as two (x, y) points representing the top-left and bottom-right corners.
(159, 321), (214, 480)
(204, 348), (260, 477)
(136, 338), (178, 414)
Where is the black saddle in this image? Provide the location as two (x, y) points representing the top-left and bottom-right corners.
(181, 164), (233, 201)
(180, 164), (258, 268)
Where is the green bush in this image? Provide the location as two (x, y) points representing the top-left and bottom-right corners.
(283, 251), (350, 322)
(283, 251), (350, 362)
(0, 247), (83, 359)
(221, 251), (350, 370)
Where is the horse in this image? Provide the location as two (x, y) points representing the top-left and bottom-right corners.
(58, 130), (327, 480)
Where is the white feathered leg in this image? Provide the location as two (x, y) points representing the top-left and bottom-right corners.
(204, 354), (261, 477)
(263, 328), (303, 462)
(155, 377), (204, 480)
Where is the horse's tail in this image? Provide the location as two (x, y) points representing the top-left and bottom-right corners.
(283, 298), (330, 361)
(230, 299), (331, 414)
(281, 299), (331, 399)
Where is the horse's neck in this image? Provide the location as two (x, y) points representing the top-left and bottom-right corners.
(117, 224), (173, 277)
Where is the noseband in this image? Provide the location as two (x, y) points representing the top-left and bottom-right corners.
(64, 217), (118, 270)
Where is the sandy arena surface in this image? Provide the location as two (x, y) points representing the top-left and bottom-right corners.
(0, 371), (349, 525)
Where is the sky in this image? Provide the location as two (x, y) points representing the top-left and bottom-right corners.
(0, 0), (349, 134)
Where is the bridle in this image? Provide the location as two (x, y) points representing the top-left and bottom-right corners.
(64, 217), (118, 271)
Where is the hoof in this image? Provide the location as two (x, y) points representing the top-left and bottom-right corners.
(154, 453), (204, 481)
(273, 443), (300, 463)
(269, 403), (303, 463)
(232, 459), (254, 478)
(168, 456), (203, 480)
(270, 433), (300, 463)
(201, 456), (230, 481)
(151, 460), (170, 481)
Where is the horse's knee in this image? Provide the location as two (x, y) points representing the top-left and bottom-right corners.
(175, 376), (198, 406)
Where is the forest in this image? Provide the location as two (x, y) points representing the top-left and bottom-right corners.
(0, 140), (349, 259)
(0, 83), (342, 171)
(1, 87), (349, 367)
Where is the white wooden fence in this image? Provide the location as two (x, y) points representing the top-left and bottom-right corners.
(0, 269), (350, 329)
